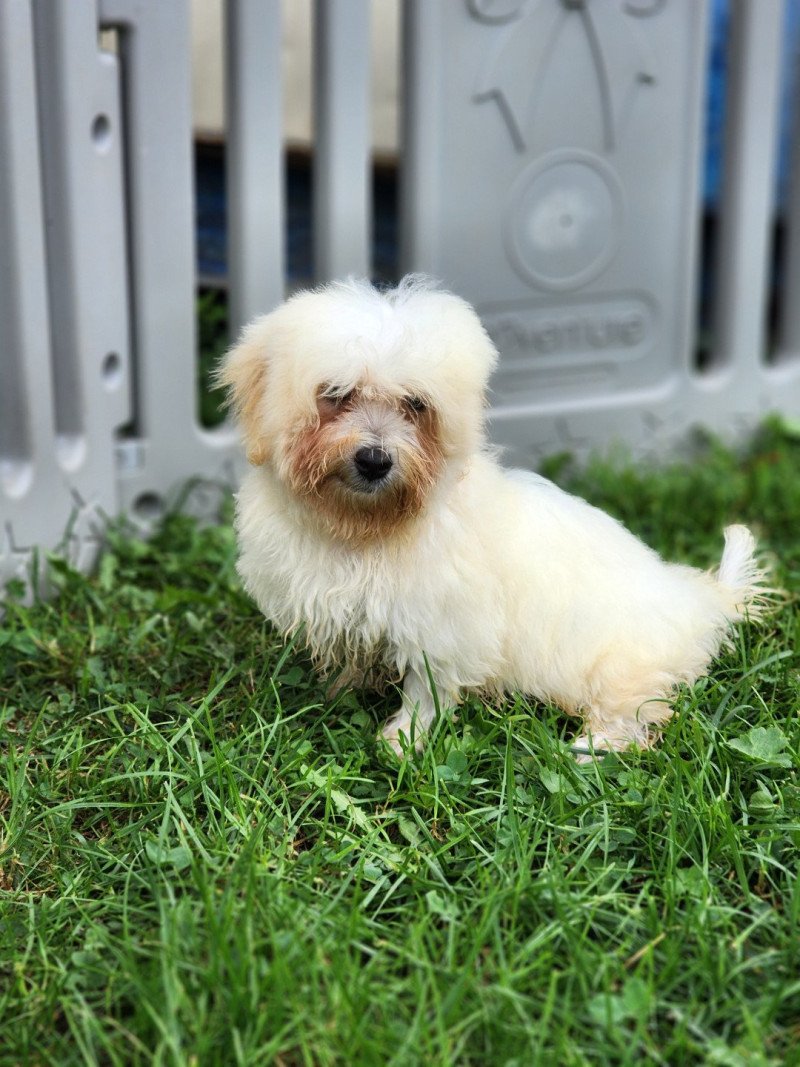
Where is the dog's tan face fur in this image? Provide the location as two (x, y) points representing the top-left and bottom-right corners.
(281, 384), (444, 543)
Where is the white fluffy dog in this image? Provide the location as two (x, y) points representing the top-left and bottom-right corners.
(219, 276), (768, 759)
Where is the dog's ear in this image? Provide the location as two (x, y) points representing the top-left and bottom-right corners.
(215, 325), (271, 465)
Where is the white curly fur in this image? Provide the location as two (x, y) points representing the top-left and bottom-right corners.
(219, 277), (770, 759)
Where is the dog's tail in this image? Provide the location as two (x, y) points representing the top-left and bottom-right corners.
(715, 524), (774, 621)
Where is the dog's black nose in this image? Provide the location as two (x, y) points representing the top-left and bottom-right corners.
(354, 446), (393, 482)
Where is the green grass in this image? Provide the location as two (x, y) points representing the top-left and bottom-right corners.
(197, 289), (229, 429)
(1, 423), (799, 1066)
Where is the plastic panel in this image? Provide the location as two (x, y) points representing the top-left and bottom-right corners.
(402, 0), (800, 464)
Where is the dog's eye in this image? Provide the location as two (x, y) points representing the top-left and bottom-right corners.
(319, 388), (354, 409)
(404, 395), (427, 415)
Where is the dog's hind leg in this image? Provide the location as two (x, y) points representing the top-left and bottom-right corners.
(571, 704), (659, 764)
(379, 667), (453, 757)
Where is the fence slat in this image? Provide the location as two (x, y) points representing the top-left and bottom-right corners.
(225, 0), (284, 334)
(777, 6), (800, 360)
(31, 0), (131, 486)
(710, 0), (784, 372)
(0, 0), (52, 487)
(313, 0), (371, 280)
(98, 0), (195, 443)
(400, 0), (442, 274)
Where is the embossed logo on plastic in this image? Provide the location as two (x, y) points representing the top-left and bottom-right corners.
(472, 0), (658, 153)
(481, 294), (654, 366)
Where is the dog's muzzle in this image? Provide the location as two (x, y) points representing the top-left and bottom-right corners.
(353, 446), (393, 484)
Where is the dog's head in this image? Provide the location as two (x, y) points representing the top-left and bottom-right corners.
(217, 276), (498, 542)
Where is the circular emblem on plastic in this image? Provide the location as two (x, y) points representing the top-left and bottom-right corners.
(504, 151), (624, 292)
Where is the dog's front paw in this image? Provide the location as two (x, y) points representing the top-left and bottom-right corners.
(379, 713), (425, 758)
(379, 729), (407, 759)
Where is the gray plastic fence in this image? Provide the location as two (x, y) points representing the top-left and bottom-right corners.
(2, 0), (800, 595)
